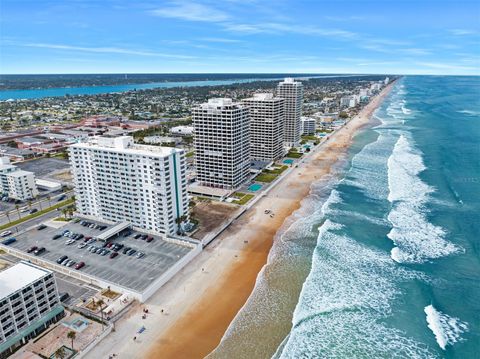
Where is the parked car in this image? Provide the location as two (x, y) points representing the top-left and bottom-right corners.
(0, 231), (12, 237)
(78, 243), (87, 249)
(57, 255), (68, 264)
(52, 234), (62, 240)
(66, 260), (75, 267)
(127, 249), (136, 256)
(146, 236), (154, 243)
(2, 237), (16, 245)
(33, 247), (46, 255)
(136, 252), (145, 259)
(57, 195), (66, 202)
(27, 246), (38, 253)
(140, 235), (148, 240)
(66, 239), (75, 245)
(59, 292), (70, 302)
(133, 234), (141, 239)
(110, 252), (119, 259)
(29, 208), (38, 214)
(74, 262), (85, 270)
(37, 224), (47, 230)
(122, 247), (131, 254)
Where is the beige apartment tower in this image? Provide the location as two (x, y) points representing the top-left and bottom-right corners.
(242, 93), (285, 162)
(277, 78), (304, 147)
(192, 98), (250, 189)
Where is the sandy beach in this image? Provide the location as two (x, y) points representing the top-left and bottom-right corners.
(86, 82), (395, 359)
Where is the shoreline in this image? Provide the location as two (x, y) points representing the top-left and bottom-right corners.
(85, 81), (396, 359)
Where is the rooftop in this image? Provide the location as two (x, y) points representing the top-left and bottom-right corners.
(0, 261), (51, 299)
(70, 136), (183, 158)
(6, 169), (33, 178)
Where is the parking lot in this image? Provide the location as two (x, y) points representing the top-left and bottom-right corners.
(4, 218), (194, 293)
(17, 157), (70, 179)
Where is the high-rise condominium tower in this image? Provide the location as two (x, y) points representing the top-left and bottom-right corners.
(242, 93), (285, 162)
(69, 136), (188, 235)
(193, 98), (250, 189)
(277, 78), (304, 147)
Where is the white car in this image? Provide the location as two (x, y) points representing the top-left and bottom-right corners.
(0, 231), (12, 237)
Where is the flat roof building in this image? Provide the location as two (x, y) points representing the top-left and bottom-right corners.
(243, 93), (285, 162)
(0, 262), (64, 358)
(277, 78), (304, 148)
(69, 136), (188, 236)
(193, 98), (250, 189)
(0, 157), (38, 201)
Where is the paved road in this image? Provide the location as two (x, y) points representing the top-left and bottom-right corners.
(0, 190), (74, 227)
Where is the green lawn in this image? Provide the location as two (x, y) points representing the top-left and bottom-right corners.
(255, 173), (278, 183)
(286, 151), (303, 159)
(264, 165), (288, 175)
(186, 151), (195, 158)
(0, 198), (75, 231)
(232, 193), (254, 205)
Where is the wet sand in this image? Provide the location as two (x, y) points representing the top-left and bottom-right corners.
(86, 82), (395, 359)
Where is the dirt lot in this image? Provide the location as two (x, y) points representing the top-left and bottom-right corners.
(191, 201), (238, 240)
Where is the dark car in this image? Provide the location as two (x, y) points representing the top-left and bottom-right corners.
(74, 261), (85, 270)
(29, 208), (38, 214)
(122, 247), (131, 254)
(146, 236), (154, 243)
(57, 195), (66, 202)
(110, 252), (119, 259)
(57, 255), (68, 264)
(140, 234), (148, 240)
(27, 246), (38, 253)
(52, 234), (62, 240)
(59, 292), (70, 302)
(76, 234), (84, 240)
(37, 224), (47, 230)
(33, 247), (46, 255)
(2, 237), (16, 245)
(127, 249), (136, 256)
(134, 234), (141, 239)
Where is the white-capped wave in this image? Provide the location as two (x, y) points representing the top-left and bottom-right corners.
(457, 109), (480, 117)
(278, 219), (433, 358)
(424, 305), (468, 350)
(387, 135), (460, 263)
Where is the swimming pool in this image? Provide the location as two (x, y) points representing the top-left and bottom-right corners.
(248, 183), (263, 192)
(283, 159), (294, 164)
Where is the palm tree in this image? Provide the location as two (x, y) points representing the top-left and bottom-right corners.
(97, 299), (105, 330)
(61, 208), (68, 219)
(67, 330), (76, 350)
(14, 204), (20, 219)
(27, 200), (32, 210)
(5, 211), (11, 224)
(54, 346), (67, 359)
(46, 195), (52, 207)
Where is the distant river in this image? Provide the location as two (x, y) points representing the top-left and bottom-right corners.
(0, 75), (353, 100)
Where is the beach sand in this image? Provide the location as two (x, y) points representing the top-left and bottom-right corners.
(86, 82), (395, 359)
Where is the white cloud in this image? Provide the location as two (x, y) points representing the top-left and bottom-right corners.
(449, 29), (477, 36)
(151, 1), (229, 22)
(21, 43), (196, 59)
(199, 37), (244, 43)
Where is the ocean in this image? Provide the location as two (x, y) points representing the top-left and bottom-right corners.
(209, 76), (480, 358)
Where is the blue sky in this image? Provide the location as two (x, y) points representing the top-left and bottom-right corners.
(1, 0), (479, 74)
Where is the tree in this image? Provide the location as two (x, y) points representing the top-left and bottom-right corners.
(61, 208), (68, 219)
(5, 211), (11, 224)
(54, 346), (67, 359)
(14, 204), (20, 218)
(97, 299), (106, 330)
(67, 330), (76, 350)
(339, 111), (349, 119)
(46, 195), (52, 207)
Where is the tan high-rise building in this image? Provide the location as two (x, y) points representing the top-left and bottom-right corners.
(242, 93), (285, 162)
(277, 78), (303, 147)
(192, 98), (250, 189)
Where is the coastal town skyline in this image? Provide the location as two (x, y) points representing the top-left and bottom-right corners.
(1, 0), (480, 75)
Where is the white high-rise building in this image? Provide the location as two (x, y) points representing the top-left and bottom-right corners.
(242, 93), (285, 162)
(193, 98), (250, 189)
(277, 78), (304, 147)
(0, 157), (38, 201)
(69, 136), (188, 235)
(0, 262), (64, 357)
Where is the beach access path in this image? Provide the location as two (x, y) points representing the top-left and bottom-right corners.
(85, 82), (396, 359)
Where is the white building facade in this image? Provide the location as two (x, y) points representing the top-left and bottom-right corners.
(0, 157), (38, 201)
(193, 98), (250, 189)
(301, 117), (316, 135)
(277, 78), (304, 148)
(0, 262), (64, 358)
(69, 136), (188, 236)
(242, 93), (285, 162)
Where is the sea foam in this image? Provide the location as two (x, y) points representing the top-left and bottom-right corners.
(386, 135), (460, 263)
(424, 305), (468, 350)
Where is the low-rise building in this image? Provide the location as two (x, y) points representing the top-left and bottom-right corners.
(301, 117), (316, 135)
(0, 262), (64, 358)
(0, 157), (38, 200)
